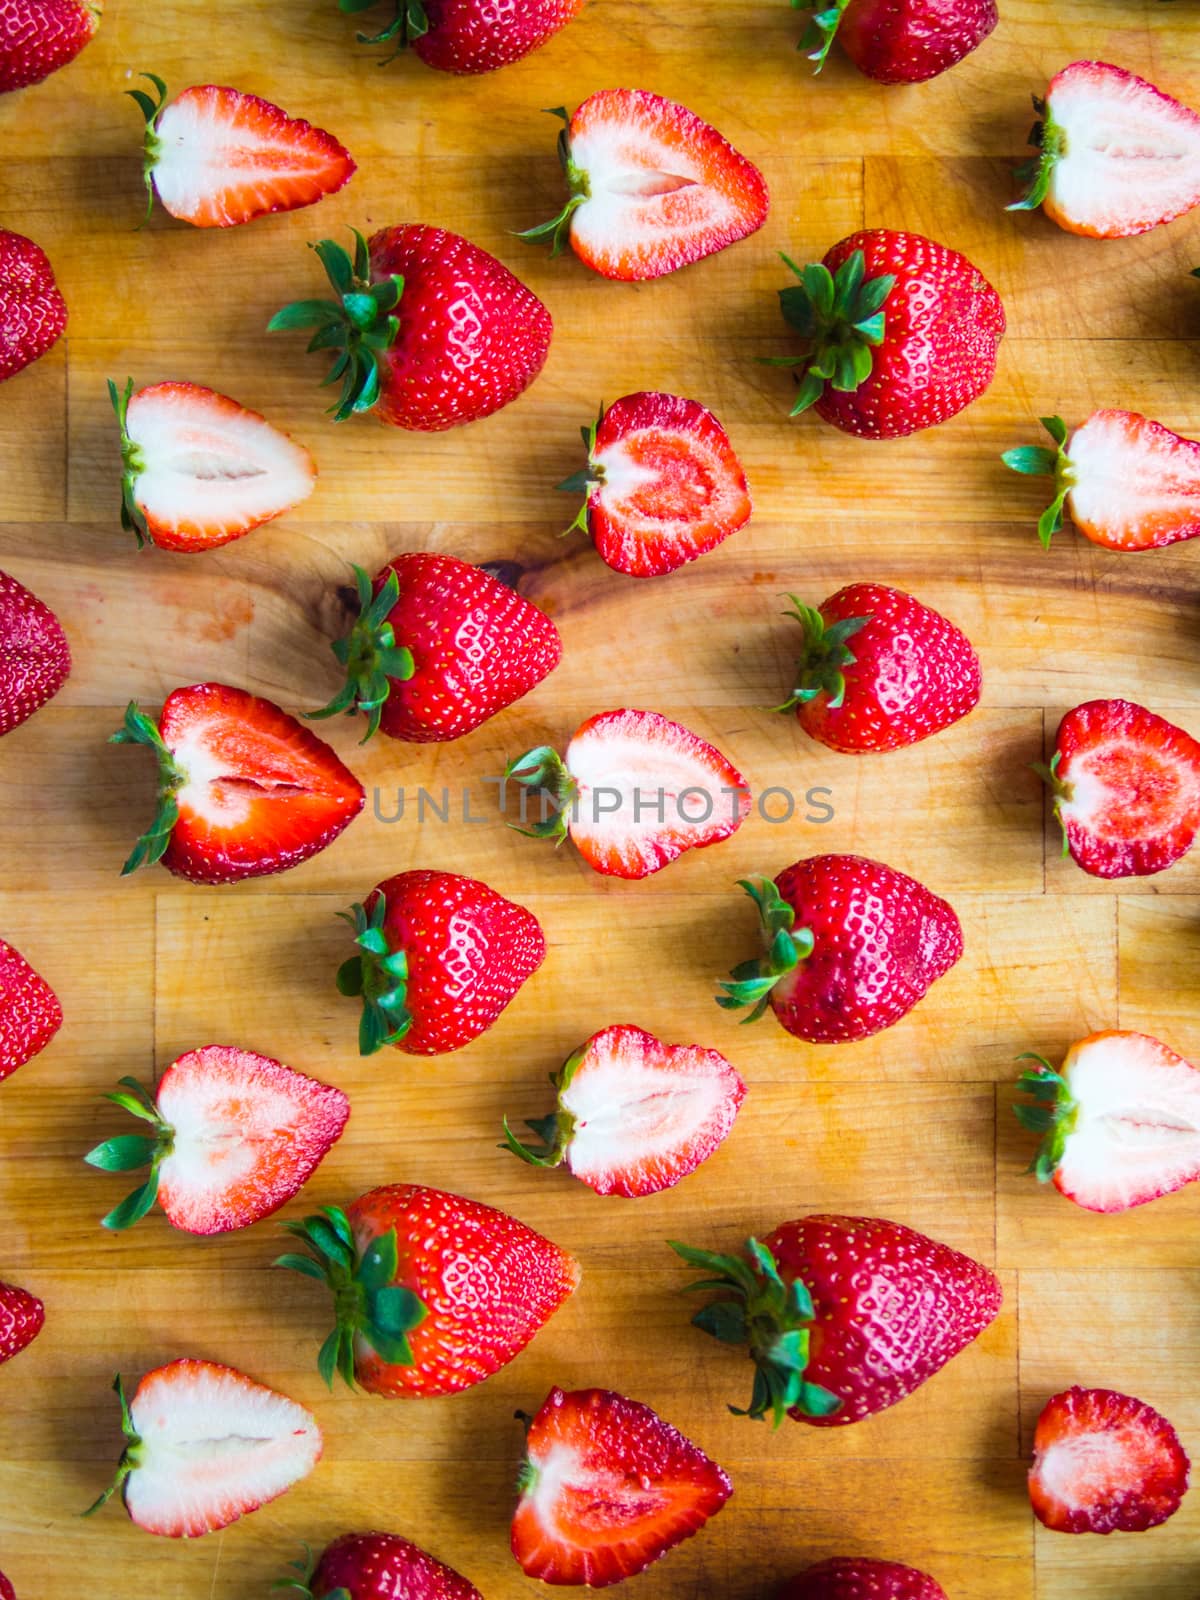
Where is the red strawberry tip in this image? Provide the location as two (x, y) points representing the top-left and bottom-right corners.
(1008, 93), (1063, 215)
(107, 377), (152, 546)
(503, 742), (577, 845)
(83, 1074), (171, 1230)
(669, 1237), (842, 1426)
(555, 408), (604, 537)
(716, 876), (816, 1022)
(309, 565), (415, 741)
(109, 700), (187, 875)
(82, 1372), (143, 1520)
(335, 897), (413, 1055)
(1012, 1054), (1077, 1181)
(1001, 415), (1073, 547)
(775, 248), (897, 417)
(516, 107), (590, 256)
(798, 0), (852, 71)
(501, 1041), (589, 1172)
(126, 72), (173, 225)
(778, 595), (872, 713)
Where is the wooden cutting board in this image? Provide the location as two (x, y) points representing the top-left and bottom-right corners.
(2, 3), (1200, 1596)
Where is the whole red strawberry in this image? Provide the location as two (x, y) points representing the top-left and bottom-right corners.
(800, 0), (996, 85)
(780, 1558), (947, 1599)
(775, 230), (1004, 437)
(341, 0), (583, 73)
(0, 0), (100, 91)
(0, 1279), (44, 1366)
(0, 937), (62, 1081)
(672, 1215), (1001, 1426)
(312, 555), (561, 742)
(780, 584), (981, 752)
(0, 569), (70, 736)
(337, 869), (545, 1055)
(718, 857), (962, 1043)
(294, 1530), (483, 1600)
(0, 231), (66, 382)
(271, 225), (551, 430)
(279, 1184), (578, 1396)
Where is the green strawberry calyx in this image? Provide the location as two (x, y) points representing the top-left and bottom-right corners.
(107, 377), (150, 547)
(109, 700), (187, 877)
(777, 596), (871, 713)
(1013, 1053), (1078, 1180)
(337, 0), (428, 59)
(500, 1041), (589, 1170)
(83, 1075), (174, 1231)
(308, 565), (414, 742)
(274, 1205), (428, 1390)
(668, 1238), (843, 1426)
(716, 876), (816, 1023)
(771, 248), (897, 417)
(503, 744), (579, 846)
(267, 229), (405, 422)
(82, 1374), (145, 1518)
(1008, 93), (1068, 215)
(125, 71), (170, 225)
(793, 0), (853, 72)
(556, 409), (604, 538)
(273, 1544), (352, 1600)
(1031, 747), (1073, 860)
(516, 108), (591, 257)
(335, 895), (413, 1056)
(1001, 415), (1076, 549)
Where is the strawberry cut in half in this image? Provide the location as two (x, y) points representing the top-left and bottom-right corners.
(339, 0), (583, 73)
(0, 0), (101, 93)
(503, 1023), (746, 1197)
(1029, 1387), (1190, 1534)
(504, 708), (751, 879)
(519, 90), (769, 282)
(1041, 698), (1200, 879)
(1, 229), (67, 382)
(86, 1360), (322, 1536)
(108, 378), (317, 552)
(0, 936), (62, 1083)
(780, 1558), (948, 1600)
(799, 0), (996, 85)
(560, 393), (752, 577)
(511, 1386), (732, 1587)
(0, 568), (69, 738)
(287, 1530), (485, 1600)
(129, 74), (355, 228)
(1010, 62), (1200, 238)
(1015, 1031), (1200, 1213)
(111, 684), (365, 884)
(84, 1046), (350, 1234)
(1003, 411), (1200, 552)
(0, 1279), (44, 1366)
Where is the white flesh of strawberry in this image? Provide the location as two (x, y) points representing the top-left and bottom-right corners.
(1068, 412), (1200, 545)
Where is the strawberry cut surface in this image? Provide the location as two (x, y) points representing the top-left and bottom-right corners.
(0, 937), (62, 1081)
(1067, 410), (1200, 550)
(0, 568), (70, 737)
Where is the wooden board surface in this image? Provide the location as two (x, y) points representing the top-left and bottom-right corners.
(4, 2), (1200, 1596)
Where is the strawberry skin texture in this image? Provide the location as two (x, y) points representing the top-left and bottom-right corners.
(414, 0), (583, 73)
(512, 1386), (732, 1586)
(0, 568), (70, 736)
(1066, 410), (1200, 551)
(0, 0), (99, 91)
(312, 1532), (484, 1600)
(835, 0), (996, 85)
(0, 938), (62, 1081)
(0, 230), (66, 381)
(0, 1279), (44, 1366)
(348, 1184), (579, 1397)
(1030, 1386), (1190, 1534)
(779, 1558), (948, 1600)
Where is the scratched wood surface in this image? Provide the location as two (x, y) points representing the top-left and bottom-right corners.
(2, 2), (1200, 1596)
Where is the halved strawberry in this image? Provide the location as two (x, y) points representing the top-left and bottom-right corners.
(108, 379), (316, 552)
(86, 1360), (322, 1537)
(503, 1023), (746, 1197)
(1041, 699), (1200, 879)
(505, 708), (751, 879)
(560, 393), (752, 577)
(1029, 1387), (1190, 1534)
(520, 90), (768, 282)
(0, 936), (62, 1082)
(511, 1387), (732, 1586)
(112, 684), (365, 884)
(1011, 62), (1200, 237)
(0, 1279), (44, 1366)
(129, 74), (355, 228)
(84, 1046), (350, 1234)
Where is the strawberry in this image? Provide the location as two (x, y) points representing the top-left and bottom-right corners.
(779, 1559), (947, 1600)
(126, 75), (354, 228)
(111, 684), (365, 884)
(0, 1570), (12, 1600)
(86, 1360), (322, 1537)
(672, 1215), (1001, 1426)
(1040, 698), (1200, 879)
(560, 393), (752, 577)
(0, 0), (99, 92)
(311, 555), (561, 743)
(337, 869), (544, 1055)
(519, 90), (769, 282)
(1010, 62), (1200, 238)
(0, 569), (70, 737)
(338, 0), (583, 73)
(0, 230), (66, 382)
(511, 1387), (732, 1586)
(270, 226), (551, 429)
(773, 230), (1004, 438)
(503, 1023), (746, 1197)
(1015, 1031), (1200, 1213)
(1003, 411), (1200, 552)
(1029, 1387), (1190, 1534)
(84, 1046), (350, 1234)
(0, 937), (62, 1082)
(0, 1279), (44, 1366)
(108, 379), (317, 552)
(779, 583), (981, 753)
(718, 859), (962, 1043)
(285, 1531), (484, 1600)
(278, 1185), (578, 1396)
(798, 0), (996, 84)
(504, 708), (751, 879)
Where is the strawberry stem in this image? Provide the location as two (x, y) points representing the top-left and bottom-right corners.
(793, 0), (853, 72)
(555, 409), (604, 538)
(308, 565), (414, 742)
(501, 1042), (588, 1170)
(771, 249), (896, 418)
(83, 1075), (172, 1230)
(1001, 416), (1075, 549)
(338, 0), (428, 57)
(516, 108), (591, 257)
(716, 877), (816, 1023)
(503, 744), (578, 844)
(336, 895), (413, 1055)
(777, 596), (871, 712)
(1008, 94), (1067, 214)
(1013, 1054), (1078, 1180)
(125, 71), (169, 226)
(107, 378), (149, 547)
(1031, 748), (1072, 860)
(82, 1373), (144, 1518)
(109, 701), (187, 877)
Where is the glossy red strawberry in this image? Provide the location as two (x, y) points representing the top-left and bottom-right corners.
(718, 858), (962, 1043)
(294, 1530), (483, 1600)
(673, 1215), (1001, 1426)
(779, 1558), (947, 1600)
(781, 583), (981, 752)
(1029, 1387), (1190, 1533)
(279, 1184), (578, 1396)
(0, 569), (70, 736)
(0, 937), (62, 1082)
(271, 225), (551, 429)
(337, 869), (544, 1055)
(0, 1568), (13, 1600)
(0, 230), (66, 381)
(800, 0), (996, 85)
(511, 1387), (731, 1586)
(1042, 698), (1200, 879)
(0, 0), (99, 91)
(112, 684), (365, 884)
(520, 90), (768, 281)
(0, 1279), (44, 1366)
(775, 230), (1004, 437)
(340, 0), (583, 72)
(311, 555), (560, 742)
